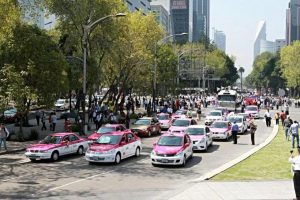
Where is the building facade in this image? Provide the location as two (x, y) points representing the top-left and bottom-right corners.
(19, 0), (45, 29)
(213, 29), (226, 52)
(275, 39), (286, 51)
(125, 0), (151, 15)
(170, 0), (189, 43)
(260, 40), (275, 54)
(151, 4), (170, 34)
(286, 0), (300, 45)
(254, 21), (267, 59)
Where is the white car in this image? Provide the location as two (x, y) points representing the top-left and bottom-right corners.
(25, 133), (90, 161)
(186, 125), (213, 151)
(245, 105), (260, 119)
(205, 110), (224, 126)
(55, 99), (68, 111)
(227, 115), (248, 133)
(85, 131), (142, 164)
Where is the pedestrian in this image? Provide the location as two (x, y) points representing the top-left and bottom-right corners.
(281, 110), (286, 126)
(35, 110), (41, 126)
(51, 112), (57, 132)
(197, 105), (202, 121)
(284, 116), (292, 141)
(41, 111), (47, 131)
(290, 121), (300, 149)
(274, 112), (280, 125)
(0, 124), (9, 151)
(285, 103), (290, 116)
(231, 121), (239, 144)
(289, 148), (300, 200)
(264, 109), (271, 127)
(125, 113), (130, 129)
(249, 118), (257, 145)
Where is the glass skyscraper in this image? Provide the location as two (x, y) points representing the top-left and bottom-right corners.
(286, 0), (300, 45)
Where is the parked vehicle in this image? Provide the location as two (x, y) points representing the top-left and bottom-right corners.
(227, 115), (248, 133)
(157, 113), (172, 130)
(245, 105), (260, 119)
(85, 131), (142, 164)
(1, 107), (19, 123)
(88, 124), (128, 142)
(25, 133), (89, 162)
(151, 132), (193, 167)
(171, 110), (188, 120)
(55, 99), (68, 111)
(210, 121), (232, 140)
(131, 117), (161, 137)
(186, 125), (213, 151)
(237, 113), (251, 128)
(168, 118), (197, 134)
(205, 110), (224, 126)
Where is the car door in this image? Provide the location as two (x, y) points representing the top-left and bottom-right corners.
(119, 134), (129, 158)
(126, 133), (136, 156)
(184, 135), (193, 157)
(150, 119), (157, 134)
(61, 135), (72, 155)
(69, 134), (80, 153)
(205, 127), (212, 144)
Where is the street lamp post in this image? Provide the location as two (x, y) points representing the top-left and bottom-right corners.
(81, 13), (126, 134)
(153, 33), (187, 112)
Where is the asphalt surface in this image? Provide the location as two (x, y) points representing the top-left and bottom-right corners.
(0, 107), (274, 200)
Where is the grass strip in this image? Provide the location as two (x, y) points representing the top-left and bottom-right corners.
(213, 127), (293, 180)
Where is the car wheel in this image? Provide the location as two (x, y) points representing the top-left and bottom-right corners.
(181, 155), (186, 167)
(77, 146), (84, 155)
(135, 147), (140, 157)
(51, 151), (59, 161)
(115, 153), (121, 164)
(210, 140), (213, 146)
(148, 131), (152, 137)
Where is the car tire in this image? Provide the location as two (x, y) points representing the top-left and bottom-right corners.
(115, 153), (121, 164)
(181, 155), (186, 167)
(51, 151), (59, 161)
(77, 146), (84, 155)
(135, 147), (140, 157)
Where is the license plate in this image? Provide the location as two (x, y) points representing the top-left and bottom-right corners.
(193, 147), (197, 150)
(162, 159), (168, 163)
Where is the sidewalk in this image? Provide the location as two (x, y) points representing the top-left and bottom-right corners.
(169, 180), (294, 200)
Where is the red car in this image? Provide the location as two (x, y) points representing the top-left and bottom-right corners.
(88, 124), (128, 142)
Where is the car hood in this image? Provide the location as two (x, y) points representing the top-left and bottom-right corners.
(131, 124), (149, 130)
(189, 135), (205, 141)
(159, 120), (170, 124)
(168, 126), (188, 133)
(89, 144), (118, 152)
(27, 143), (60, 151)
(87, 132), (101, 140)
(153, 145), (183, 155)
(210, 128), (228, 133)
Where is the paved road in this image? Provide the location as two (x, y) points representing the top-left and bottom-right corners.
(0, 107), (274, 200)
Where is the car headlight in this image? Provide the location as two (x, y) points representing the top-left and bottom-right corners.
(200, 138), (205, 143)
(104, 149), (115, 154)
(151, 150), (157, 156)
(176, 151), (183, 156)
(39, 150), (49, 153)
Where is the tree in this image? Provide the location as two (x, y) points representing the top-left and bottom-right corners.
(238, 67), (245, 91)
(0, 23), (68, 134)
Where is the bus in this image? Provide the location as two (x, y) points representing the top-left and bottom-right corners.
(217, 89), (240, 111)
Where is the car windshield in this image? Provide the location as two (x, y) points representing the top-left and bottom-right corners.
(157, 136), (183, 146)
(247, 107), (257, 111)
(134, 119), (150, 125)
(158, 115), (169, 120)
(172, 119), (190, 127)
(209, 111), (221, 116)
(40, 135), (62, 144)
(97, 127), (115, 134)
(56, 100), (65, 104)
(212, 122), (228, 128)
(186, 128), (205, 135)
(175, 110), (187, 115)
(218, 95), (236, 101)
(96, 135), (121, 145)
(228, 117), (242, 123)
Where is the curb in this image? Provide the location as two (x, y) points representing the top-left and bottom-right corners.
(192, 124), (279, 182)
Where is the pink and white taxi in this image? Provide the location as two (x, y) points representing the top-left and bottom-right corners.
(87, 124), (128, 142)
(210, 121), (232, 140)
(85, 131), (142, 164)
(171, 109), (188, 120)
(168, 118), (198, 134)
(157, 113), (172, 130)
(245, 105), (260, 119)
(151, 132), (193, 167)
(25, 133), (89, 162)
(186, 125), (213, 151)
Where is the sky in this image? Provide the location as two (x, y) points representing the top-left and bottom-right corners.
(210, 0), (289, 75)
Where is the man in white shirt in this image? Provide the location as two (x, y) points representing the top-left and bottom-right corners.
(264, 109), (271, 127)
(290, 121), (300, 149)
(289, 148), (300, 200)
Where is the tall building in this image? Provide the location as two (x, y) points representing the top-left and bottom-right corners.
(286, 0), (300, 45)
(125, 0), (151, 15)
(19, 0), (45, 29)
(190, 0), (210, 42)
(213, 29), (226, 52)
(254, 21), (267, 58)
(275, 39), (286, 51)
(260, 40), (275, 54)
(170, 0), (189, 43)
(151, 4), (170, 34)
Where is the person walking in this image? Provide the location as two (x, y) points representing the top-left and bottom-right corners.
(41, 111), (47, 131)
(274, 112), (280, 125)
(290, 121), (300, 149)
(197, 105), (202, 121)
(249, 118), (257, 145)
(0, 124), (9, 151)
(51, 112), (57, 132)
(285, 103), (290, 116)
(289, 148), (300, 200)
(35, 110), (41, 126)
(231, 121), (239, 144)
(281, 110), (286, 126)
(284, 116), (292, 141)
(264, 109), (271, 127)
